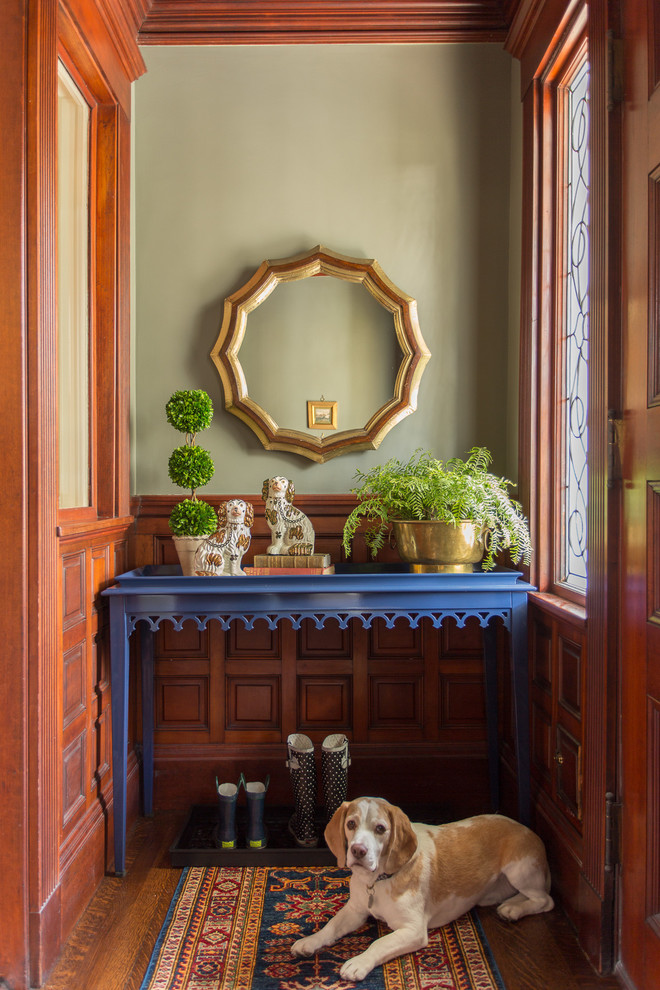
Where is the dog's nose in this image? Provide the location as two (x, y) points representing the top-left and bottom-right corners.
(350, 843), (368, 860)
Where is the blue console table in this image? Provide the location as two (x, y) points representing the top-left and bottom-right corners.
(103, 564), (534, 875)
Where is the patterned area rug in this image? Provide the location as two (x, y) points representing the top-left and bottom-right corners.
(140, 866), (506, 990)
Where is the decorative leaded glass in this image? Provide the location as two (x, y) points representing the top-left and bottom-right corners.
(561, 57), (590, 594)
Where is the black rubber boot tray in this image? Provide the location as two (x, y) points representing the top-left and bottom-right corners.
(170, 805), (336, 867)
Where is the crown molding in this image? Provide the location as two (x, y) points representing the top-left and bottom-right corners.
(97, 0), (151, 77)
(138, 1), (509, 46)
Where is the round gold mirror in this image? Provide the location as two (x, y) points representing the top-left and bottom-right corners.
(210, 245), (431, 463)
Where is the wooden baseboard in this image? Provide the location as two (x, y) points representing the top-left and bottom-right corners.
(153, 744), (491, 821)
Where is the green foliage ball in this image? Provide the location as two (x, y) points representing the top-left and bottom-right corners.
(168, 499), (218, 537)
(166, 389), (213, 435)
(168, 445), (215, 491)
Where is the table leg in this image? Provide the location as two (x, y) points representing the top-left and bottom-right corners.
(483, 620), (500, 814)
(140, 621), (155, 817)
(510, 598), (531, 826)
(109, 596), (129, 876)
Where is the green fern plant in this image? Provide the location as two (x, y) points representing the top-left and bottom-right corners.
(342, 447), (531, 571)
(166, 389), (218, 537)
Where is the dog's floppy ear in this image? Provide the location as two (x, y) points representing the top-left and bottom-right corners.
(262, 479), (270, 501)
(383, 804), (418, 874)
(217, 502), (227, 525)
(286, 479), (295, 503)
(244, 502), (254, 528)
(324, 802), (349, 867)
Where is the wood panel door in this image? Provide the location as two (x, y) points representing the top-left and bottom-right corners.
(619, 1), (660, 986)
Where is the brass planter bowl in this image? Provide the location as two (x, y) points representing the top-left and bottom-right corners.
(391, 520), (485, 572)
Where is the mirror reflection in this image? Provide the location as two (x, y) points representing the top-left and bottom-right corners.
(239, 276), (402, 434)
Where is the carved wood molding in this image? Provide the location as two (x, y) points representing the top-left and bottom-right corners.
(138, 0), (510, 45)
(95, 0), (151, 79)
(60, 0), (148, 89)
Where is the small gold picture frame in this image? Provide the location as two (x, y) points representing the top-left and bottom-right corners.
(307, 399), (338, 430)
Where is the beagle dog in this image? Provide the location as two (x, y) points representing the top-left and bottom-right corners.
(291, 797), (554, 982)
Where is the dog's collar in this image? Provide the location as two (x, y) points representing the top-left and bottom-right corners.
(366, 872), (393, 909)
(367, 872), (393, 888)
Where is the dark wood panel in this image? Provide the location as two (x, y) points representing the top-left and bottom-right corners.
(91, 706), (111, 792)
(532, 614), (553, 694)
(532, 702), (553, 785)
(369, 618), (423, 658)
(297, 676), (352, 729)
(555, 724), (582, 823)
(441, 615), (485, 655)
(62, 733), (87, 826)
(652, 0), (660, 94)
(226, 676), (280, 730)
(94, 625), (110, 691)
(650, 169), (660, 405)
(62, 552), (86, 631)
(558, 633), (582, 719)
(156, 621), (209, 659)
(298, 618), (351, 659)
(648, 482), (660, 624)
(226, 622), (280, 659)
(156, 677), (209, 730)
(63, 642), (87, 728)
(440, 673), (486, 726)
(647, 697), (660, 918)
(369, 674), (423, 727)
(90, 545), (109, 623)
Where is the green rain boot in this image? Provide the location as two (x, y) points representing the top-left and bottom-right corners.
(241, 773), (270, 849)
(216, 777), (239, 849)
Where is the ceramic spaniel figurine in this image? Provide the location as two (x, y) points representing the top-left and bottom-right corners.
(194, 499), (254, 576)
(262, 477), (315, 556)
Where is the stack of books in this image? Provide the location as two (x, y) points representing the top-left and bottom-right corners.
(244, 554), (334, 575)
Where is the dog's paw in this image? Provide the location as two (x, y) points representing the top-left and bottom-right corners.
(291, 935), (318, 958)
(496, 902), (524, 922)
(340, 954), (373, 982)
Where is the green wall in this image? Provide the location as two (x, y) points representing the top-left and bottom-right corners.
(133, 44), (520, 496)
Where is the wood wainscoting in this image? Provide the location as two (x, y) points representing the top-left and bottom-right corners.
(526, 595), (588, 952)
(56, 519), (138, 945)
(131, 494), (504, 818)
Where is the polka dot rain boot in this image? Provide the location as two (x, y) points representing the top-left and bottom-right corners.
(322, 733), (351, 822)
(285, 733), (319, 847)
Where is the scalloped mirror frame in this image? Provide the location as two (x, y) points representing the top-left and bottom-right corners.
(210, 245), (431, 463)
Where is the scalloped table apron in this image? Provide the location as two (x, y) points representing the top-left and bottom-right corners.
(102, 565), (535, 875)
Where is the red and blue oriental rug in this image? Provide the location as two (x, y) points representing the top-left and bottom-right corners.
(140, 866), (505, 990)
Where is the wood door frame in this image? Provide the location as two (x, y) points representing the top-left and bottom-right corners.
(507, 0), (622, 969)
(617, 1), (660, 986)
(3, 1), (145, 986)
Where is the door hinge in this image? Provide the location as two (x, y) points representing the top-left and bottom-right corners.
(607, 31), (624, 111)
(607, 410), (623, 488)
(605, 792), (622, 871)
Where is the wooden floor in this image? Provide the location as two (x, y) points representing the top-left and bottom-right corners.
(42, 812), (623, 990)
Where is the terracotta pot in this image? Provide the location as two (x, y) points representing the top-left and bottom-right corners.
(172, 535), (207, 576)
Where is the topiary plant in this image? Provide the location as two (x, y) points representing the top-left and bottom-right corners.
(166, 389), (217, 537)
